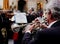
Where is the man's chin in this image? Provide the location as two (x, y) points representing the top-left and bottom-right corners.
(44, 20), (49, 25)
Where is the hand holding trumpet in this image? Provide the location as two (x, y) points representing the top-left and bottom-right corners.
(23, 18), (47, 33)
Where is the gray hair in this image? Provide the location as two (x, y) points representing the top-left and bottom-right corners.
(45, 0), (60, 20)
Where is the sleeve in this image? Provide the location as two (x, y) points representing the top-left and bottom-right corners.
(22, 33), (32, 44)
(11, 16), (15, 21)
(22, 31), (41, 44)
(22, 29), (49, 44)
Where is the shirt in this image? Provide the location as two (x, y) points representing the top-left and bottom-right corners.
(47, 20), (57, 28)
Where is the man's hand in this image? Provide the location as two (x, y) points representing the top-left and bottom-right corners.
(24, 24), (35, 33)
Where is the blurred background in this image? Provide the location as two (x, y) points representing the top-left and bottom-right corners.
(0, 0), (49, 44)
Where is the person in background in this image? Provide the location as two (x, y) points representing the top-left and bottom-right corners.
(37, 3), (43, 18)
(22, 0), (60, 44)
(0, 11), (4, 44)
(10, 0), (27, 44)
(0, 11), (11, 44)
(27, 8), (38, 23)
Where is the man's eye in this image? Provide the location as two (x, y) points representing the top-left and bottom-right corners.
(45, 12), (47, 14)
(42, 16), (44, 17)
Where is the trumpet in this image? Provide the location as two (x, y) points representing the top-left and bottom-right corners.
(22, 18), (48, 33)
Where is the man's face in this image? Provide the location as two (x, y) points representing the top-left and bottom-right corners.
(29, 9), (32, 13)
(42, 9), (51, 24)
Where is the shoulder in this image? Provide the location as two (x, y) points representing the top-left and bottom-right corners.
(37, 27), (60, 35)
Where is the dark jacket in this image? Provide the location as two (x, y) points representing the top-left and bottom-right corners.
(22, 20), (60, 44)
(27, 14), (38, 23)
(0, 13), (11, 44)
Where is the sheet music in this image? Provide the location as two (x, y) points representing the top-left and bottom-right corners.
(14, 12), (27, 23)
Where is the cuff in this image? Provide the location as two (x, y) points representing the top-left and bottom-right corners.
(25, 31), (31, 33)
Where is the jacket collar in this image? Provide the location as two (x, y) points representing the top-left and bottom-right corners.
(51, 20), (60, 28)
(47, 20), (57, 28)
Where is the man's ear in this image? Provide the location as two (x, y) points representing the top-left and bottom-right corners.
(48, 12), (53, 20)
(50, 14), (53, 20)
(48, 10), (54, 20)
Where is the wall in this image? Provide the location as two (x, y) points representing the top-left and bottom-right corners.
(0, 0), (17, 9)
(27, 0), (45, 12)
(27, 0), (37, 12)
(0, 0), (45, 10)
(0, 0), (3, 9)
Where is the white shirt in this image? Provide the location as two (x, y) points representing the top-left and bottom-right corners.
(47, 20), (57, 28)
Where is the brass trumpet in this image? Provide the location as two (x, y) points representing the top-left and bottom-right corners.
(22, 18), (48, 33)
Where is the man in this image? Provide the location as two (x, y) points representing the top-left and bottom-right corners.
(10, 0), (27, 44)
(27, 8), (37, 23)
(22, 0), (60, 44)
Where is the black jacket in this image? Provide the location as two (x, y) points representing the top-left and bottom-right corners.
(0, 13), (11, 44)
(22, 20), (60, 44)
